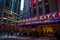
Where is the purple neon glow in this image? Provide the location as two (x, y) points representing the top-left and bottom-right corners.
(19, 11), (60, 26)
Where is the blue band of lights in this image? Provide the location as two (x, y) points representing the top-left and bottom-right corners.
(19, 11), (60, 26)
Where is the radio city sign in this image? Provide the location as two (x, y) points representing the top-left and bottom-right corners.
(20, 12), (60, 23)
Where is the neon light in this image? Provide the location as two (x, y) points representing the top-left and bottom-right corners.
(44, 15), (47, 19)
(51, 13), (56, 17)
(33, 17), (37, 21)
(39, 16), (44, 20)
(20, 0), (24, 11)
(23, 19), (25, 22)
(19, 12), (60, 25)
(59, 12), (60, 17)
(29, 18), (32, 21)
(47, 14), (50, 18)
(26, 19), (29, 22)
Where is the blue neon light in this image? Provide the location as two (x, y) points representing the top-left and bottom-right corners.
(19, 11), (60, 26)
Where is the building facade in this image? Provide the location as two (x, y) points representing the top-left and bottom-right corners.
(20, 0), (30, 19)
(0, 0), (22, 36)
(0, 0), (21, 26)
(19, 0), (60, 37)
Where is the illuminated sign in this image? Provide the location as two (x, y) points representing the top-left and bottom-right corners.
(20, 12), (60, 25)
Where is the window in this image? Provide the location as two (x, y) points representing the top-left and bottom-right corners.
(11, 21), (15, 25)
(38, 0), (42, 2)
(38, 0), (42, 5)
(45, 0), (58, 12)
(38, 0), (42, 15)
(9, 14), (16, 19)
(29, 7), (32, 17)
(3, 13), (8, 17)
(8, 21), (12, 25)
(44, 0), (48, 3)
(0, 13), (2, 17)
(52, 0), (58, 12)
(16, 23), (18, 26)
(44, 0), (50, 13)
(5, 0), (11, 9)
(13, 22), (16, 25)
(39, 5), (42, 15)
(0, 19), (1, 23)
(45, 4), (50, 13)
(2, 20), (7, 23)
(9, 14), (12, 17)
(0, 0), (1, 9)
(13, 0), (17, 13)
(33, 8), (36, 17)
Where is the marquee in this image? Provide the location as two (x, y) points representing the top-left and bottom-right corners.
(19, 11), (60, 25)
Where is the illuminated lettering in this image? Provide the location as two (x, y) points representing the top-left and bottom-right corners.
(39, 16), (44, 20)
(20, 20), (23, 23)
(26, 19), (28, 22)
(23, 19), (25, 22)
(58, 12), (60, 17)
(33, 17), (37, 21)
(52, 13), (56, 18)
(31, 18), (34, 21)
(44, 15), (47, 19)
(47, 14), (50, 18)
(20, 12), (58, 24)
(29, 18), (31, 21)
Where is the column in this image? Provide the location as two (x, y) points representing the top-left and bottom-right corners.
(42, 0), (46, 14)
(36, 0), (39, 16)
(48, 0), (58, 12)
(58, 0), (60, 11)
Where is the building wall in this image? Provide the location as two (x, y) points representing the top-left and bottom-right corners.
(22, 0), (30, 18)
(0, 0), (21, 26)
(58, 0), (60, 11)
(29, 0), (58, 17)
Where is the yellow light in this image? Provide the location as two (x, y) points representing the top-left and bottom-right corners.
(3, 17), (7, 19)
